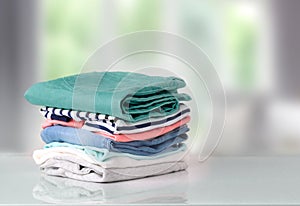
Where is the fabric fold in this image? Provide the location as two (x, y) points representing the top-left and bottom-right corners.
(41, 125), (189, 156)
(42, 116), (190, 142)
(40, 142), (187, 162)
(39, 157), (188, 183)
(40, 103), (191, 134)
(33, 143), (187, 168)
(24, 72), (191, 122)
(94, 116), (190, 142)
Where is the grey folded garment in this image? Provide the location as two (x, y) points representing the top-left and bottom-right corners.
(39, 156), (187, 183)
(33, 172), (188, 204)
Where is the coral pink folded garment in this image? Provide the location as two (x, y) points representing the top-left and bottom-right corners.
(42, 119), (85, 129)
(95, 116), (190, 142)
(41, 116), (190, 142)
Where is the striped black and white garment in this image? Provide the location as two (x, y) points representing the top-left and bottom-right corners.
(40, 104), (190, 134)
(40, 107), (116, 122)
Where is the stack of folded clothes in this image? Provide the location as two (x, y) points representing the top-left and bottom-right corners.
(24, 71), (191, 183)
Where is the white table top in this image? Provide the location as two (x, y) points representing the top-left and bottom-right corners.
(0, 154), (300, 205)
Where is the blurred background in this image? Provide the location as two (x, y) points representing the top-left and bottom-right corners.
(0, 0), (300, 155)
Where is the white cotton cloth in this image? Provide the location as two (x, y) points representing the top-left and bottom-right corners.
(33, 146), (187, 169)
(39, 157), (187, 183)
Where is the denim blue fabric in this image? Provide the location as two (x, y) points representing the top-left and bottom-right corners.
(41, 125), (189, 156)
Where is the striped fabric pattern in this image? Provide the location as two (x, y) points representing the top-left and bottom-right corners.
(40, 104), (190, 135)
(40, 107), (116, 122)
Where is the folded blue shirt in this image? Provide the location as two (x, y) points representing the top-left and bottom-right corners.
(41, 125), (189, 156)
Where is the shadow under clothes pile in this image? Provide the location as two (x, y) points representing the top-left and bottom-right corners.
(25, 71), (192, 182)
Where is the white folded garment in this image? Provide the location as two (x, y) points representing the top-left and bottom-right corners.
(33, 145), (187, 169)
(39, 157), (187, 183)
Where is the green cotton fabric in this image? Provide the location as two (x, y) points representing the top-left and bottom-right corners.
(24, 71), (191, 122)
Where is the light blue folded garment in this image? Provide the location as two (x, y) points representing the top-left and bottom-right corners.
(44, 142), (187, 162)
(41, 125), (189, 156)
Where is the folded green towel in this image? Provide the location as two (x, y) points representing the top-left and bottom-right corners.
(24, 71), (191, 122)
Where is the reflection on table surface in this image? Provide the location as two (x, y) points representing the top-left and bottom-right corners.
(33, 171), (188, 204)
(2, 155), (300, 205)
